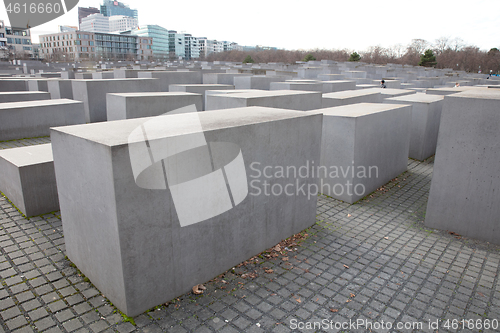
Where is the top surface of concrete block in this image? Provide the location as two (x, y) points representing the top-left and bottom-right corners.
(385, 94), (444, 103)
(0, 143), (53, 167)
(218, 90), (320, 98)
(319, 103), (410, 117)
(322, 90), (380, 99)
(0, 98), (79, 109)
(52, 106), (311, 147)
(107, 92), (199, 98)
(361, 88), (416, 96)
(447, 88), (500, 100)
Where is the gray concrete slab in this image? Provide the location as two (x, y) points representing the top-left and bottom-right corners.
(270, 81), (323, 92)
(317, 103), (411, 203)
(321, 80), (357, 93)
(202, 73), (252, 85)
(0, 143), (58, 216)
(233, 75), (288, 90)
(47, 79), (73, 99)
(361, 87), (416, 99)
(138, 71), (202, 91)
(0, 99), (85, 141)
(206, 90), (322, 111)
(50, 106), (322, 316)
(71, 78), (161, 123)
(0, 79), (28, 92)
(425, 89), (500, 244)
(168, 84), (234, 110)
(322, 90), (382, 107)
(0, 91), (50, 103)
(385, 94), (444, 161)
(106, 92), (203, 120)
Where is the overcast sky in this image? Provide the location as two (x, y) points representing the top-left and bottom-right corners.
(1, 0), (499, 52)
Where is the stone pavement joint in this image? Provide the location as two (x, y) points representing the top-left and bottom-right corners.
(0, 138), (499, 332)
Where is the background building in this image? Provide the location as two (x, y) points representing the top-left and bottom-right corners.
(39, 31), (152, 61)
(78, 7), (100, 28)
(100, 0), (138, 19)
(109, 15), (138, 33)
(0, 20), (33, 59)
(80, 13), (109, 33)
(129, 25), (169, 60)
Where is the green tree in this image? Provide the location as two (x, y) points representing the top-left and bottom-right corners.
(303, 54), (316, 62)
(243, 55), (254, 63)
(348, 52), (361, 62)
(419, 49), (437, 67)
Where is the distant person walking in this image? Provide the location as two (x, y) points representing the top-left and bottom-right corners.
(455, 82), (460, 87)
(380, 80), (387, 88)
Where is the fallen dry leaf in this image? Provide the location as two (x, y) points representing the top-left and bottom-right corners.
(282, 257), (289, 261)
(384, 237), (389, 240)
(330, 308), (338, 313)
(295, 298), (301, 303)
(350, 293), (355, 298)
(347, 214), (352, 217)
(343, 265), (349, 269)
(192, 284), (205, 295)
(265, 269), (274, 274)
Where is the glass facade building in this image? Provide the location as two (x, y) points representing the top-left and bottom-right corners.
(100, 0), (138, 19)
(130, 25), (170, 60)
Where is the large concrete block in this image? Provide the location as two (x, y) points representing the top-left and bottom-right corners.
(75, 73), (93, 79)
(47, 79), (73, 99)
(51, 106), (322, 316)
(385, 94), (444, 161)
(169, 84), (234, 110)
(138, 71), (202, 91)
(317, 74), (345, 81)
(206, 90), (322, 111)
(202, 73), (251, 85)
(318, 103), (411, 203)
(0, 91), (50, 103)
(72, 78), (161, 123)
(27, 79), (51, 92)
(322, 90), (382, 107)
(61, 71), (75, 79)
(321, 80), (357, 93)
(107, 92), (203, 120)
(425, 89), (500, 244)
(0, 79), (28, 92)
(0, 99), (85, 141)
(425, 86), (485, 96)
(233, 75), (287, 90)
(361, 88), (416, 99)
(269, 81), (323, 92)
(0, 144), (58, 217)
(92, 72), (114, 79)
(113, 69), (139, 79)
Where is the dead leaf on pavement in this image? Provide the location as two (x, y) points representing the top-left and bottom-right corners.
(330, 308), (338, 313)
(192, 284), (205, 295)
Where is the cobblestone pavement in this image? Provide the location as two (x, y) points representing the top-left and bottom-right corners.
(1, 138), (500, 333)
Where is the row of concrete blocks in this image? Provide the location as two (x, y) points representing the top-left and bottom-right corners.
(7, 86), (487, 316)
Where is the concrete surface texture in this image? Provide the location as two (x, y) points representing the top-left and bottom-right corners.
(0, 91), (50, 103)
(425, 89), (500, 244)
(0, 143), (58, 216)
(233, 75), (288, 90)
(322, 90), (382, 107)
(385, 94), (444, 161)
(168, 84), (234, 110)
(269, 81), (323, 92)
(137, 71), (202, 91)
(106, 92), (203, 120)
(50, 107), (322, 316)
(206, 90), (322, 111)
(71, 78), (161, 123)
(47, 80), (74, 100)
(0, 99), (85, 141)
(318, 103), (411, 203)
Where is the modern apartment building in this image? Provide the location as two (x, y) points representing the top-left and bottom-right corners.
(109, 15), (138, 32)
(80, 13), (110, 33)
(129, 25), (170, 60)
(100, 0), (138, 19)
(0, 20), (33, 58)
(39, 31), (152, 61)
(81, 13), (138, 33)
(78, 7), (100, 27)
